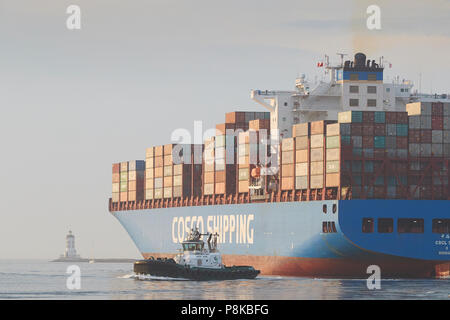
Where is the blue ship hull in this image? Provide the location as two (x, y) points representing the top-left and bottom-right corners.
(112, 200), (450, 278)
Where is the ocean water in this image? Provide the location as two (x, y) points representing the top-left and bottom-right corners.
(0, 260), (449, 300)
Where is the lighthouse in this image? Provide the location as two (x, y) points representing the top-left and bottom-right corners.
(57, 230), (81, 260)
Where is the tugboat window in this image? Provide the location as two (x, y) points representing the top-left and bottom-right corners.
(432, 219), (450, 233)
(362, 218), (374, 233)
(397, 218), (424, 233)
(378, 218), (393, 233)
(323, 204), (327, 213)
(332, 204), (337, 213)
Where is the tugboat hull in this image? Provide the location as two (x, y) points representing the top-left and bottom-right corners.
(134, 258), (260, 280)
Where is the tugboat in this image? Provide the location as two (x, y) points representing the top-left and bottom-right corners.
(134, 228), (260, 280)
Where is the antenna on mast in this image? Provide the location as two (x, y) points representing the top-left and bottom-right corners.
(336, 53), (347, 67)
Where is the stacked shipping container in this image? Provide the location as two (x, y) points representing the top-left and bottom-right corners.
(237, 119), (270, 193)
(112, 104), (450, 204)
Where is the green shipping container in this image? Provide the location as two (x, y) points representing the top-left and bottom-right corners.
(374, 136), (386, 149)
(326, 136), (340, 149)
(374, 111), (385, 123)
(120, 172), (128, 182)
(120, 182), (128, 192)
(341, 136), (351, 146)
(396, 124), (408, 137)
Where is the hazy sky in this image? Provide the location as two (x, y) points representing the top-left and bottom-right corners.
(1, 0), (449, 259)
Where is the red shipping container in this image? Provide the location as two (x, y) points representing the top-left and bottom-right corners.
(374, 124), (385, 136)
(432, 102), (443, 116)
(420, 130), (432, 143)
(396, 137), (408, 149)
(225, 112), (245, 124)
(431, 116), (443, 130)
(362, 124), (374, 136)
(396, 112), (409, 124)
(112, 163), (120, 174)
(373, 149), (385, 158)
(351, 123), (363, 136)
(362, 111), (375, 123)
(216, 123), (236, 135)
(362, 136), (374, 148)
(385, 112), (397, 124)
(409, 129), (421, 143)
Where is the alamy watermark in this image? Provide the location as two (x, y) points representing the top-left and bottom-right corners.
(66, 265), (81, 290)
(366, 265), (381, 290)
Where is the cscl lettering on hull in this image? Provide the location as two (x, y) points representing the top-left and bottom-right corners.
(171, 214), (255, 244)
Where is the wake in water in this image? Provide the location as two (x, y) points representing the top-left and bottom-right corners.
(118, 273), (190, 281)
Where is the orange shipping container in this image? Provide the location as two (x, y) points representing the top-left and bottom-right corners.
(155, 156), (164, 167)
(281, 177), (294, 190)
(164, 176), (173, 187)
(310, 148), (324, 161)
(238, 180), (249, 193)
(215, 182), (226, 194)
(154, 167), (163, 178)
(311, 120), (335, 135)
(326, 173), (340, 187)
(282, 164), (294, 177)
(296, 150), (308, 162)
(155, 146), (163, 157)
(164, 144), (173, 156)
(293, 123), (309, 137)
(282, 151), (294, 164)
(204, 172), (215, 184)
(215, 171), (225, 183)
(311, 161), (324, 175)
(326, 148), (340, 161)
(119, 191), (128, 202)
(310, 175), (324, 188)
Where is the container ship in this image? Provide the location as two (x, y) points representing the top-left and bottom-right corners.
(109, 52), (450, 278)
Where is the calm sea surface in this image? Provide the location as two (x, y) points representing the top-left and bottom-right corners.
(0, 260), (449, 300)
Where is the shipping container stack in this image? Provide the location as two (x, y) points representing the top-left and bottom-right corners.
(406, 102), (450, 199)
(203, 111), (271, 197)
(337, 110), (409, 199)
(153, 145), (164, 200)
(163, 144), (174, 199)
(128, 160), (145, 202)
(293, 123), (310, 190)
(112, 163), (120, 202)
(237, 119), (271, 194)
(203, 137), (215, 195)
(172, 144), (203, 198)
(119, 161), (129, 202)
(281, 137), (295, 190)
(145, 147), (154, 200)
(325, 123), (341, 188)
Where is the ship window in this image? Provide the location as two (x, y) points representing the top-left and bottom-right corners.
(349, 85), (359, 93)
(323, 204), (327, 214)
(322, 222), (328, 233)
(398, 218), (424, 233)
(327, 222), (333, 233)
(432, 219), (450, 233)
(350, 99), (359, 107)
(367, 99), (377, 107)
(400, 88), (404, 92)
(367, 73), (377, 81)
(386, 88), (390, 92)
(332, 222), (337, 233)
(378, 218), (393, 233)
(332, 204), (337, 213)
(350, 73), (359, 81)
(367, 86), (377, 94)
(362, 218), (374, 233)
(284, 102), (288, 106)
